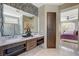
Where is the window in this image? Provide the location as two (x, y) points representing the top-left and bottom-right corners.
(3, 15), (20, 36)
(61, 22), (75, 33)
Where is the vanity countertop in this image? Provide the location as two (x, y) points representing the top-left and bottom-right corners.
(0, 35), (44, 47)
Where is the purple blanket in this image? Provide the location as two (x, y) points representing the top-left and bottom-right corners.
(61, 32), (78, 40)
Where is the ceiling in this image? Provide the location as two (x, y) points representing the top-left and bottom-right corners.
(32, 3), (63, 8)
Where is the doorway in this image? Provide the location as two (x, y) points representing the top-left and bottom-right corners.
(60, 8), (78, 52)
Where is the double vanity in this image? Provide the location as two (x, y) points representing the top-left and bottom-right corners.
(0, 4), (44, 56)
(0, 35), (44, 56)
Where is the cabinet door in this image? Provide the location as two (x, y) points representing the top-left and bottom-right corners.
(26, 39), (37, 51)
(0, 47), (3, 56)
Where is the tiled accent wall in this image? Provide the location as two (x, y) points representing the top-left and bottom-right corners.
(0, 3), (3, 22)
(5, 3), (38, 16)
(0, 3), (3, 36)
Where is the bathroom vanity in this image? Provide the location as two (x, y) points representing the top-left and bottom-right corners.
(0, 4), (43, 56)
(0, 35), (44, 56)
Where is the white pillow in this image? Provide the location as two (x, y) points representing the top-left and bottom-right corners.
(64, 31), (74, 35)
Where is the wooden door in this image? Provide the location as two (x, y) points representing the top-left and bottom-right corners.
(47, 12), (56, 48)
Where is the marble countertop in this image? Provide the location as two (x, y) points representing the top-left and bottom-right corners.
(0, 34), (44, 47)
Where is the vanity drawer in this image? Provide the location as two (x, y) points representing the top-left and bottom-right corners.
(0, 47), (4, 56)
(26, 39), (37, 51)
(27, 39), (36, 45)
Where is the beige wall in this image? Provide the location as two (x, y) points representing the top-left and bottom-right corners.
(38, 5), (60, 49)
(38, 5), (45, 35)
(45, 5), (60, 49)
(33, 16), (38, 33)
(38, 6), (46, 48)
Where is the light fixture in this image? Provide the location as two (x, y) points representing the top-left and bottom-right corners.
(67, 16), (69, 20)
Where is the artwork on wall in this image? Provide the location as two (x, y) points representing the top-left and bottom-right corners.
(23, 15), (34, 33)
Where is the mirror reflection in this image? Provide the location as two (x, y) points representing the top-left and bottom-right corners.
(2, 4), (38, 37)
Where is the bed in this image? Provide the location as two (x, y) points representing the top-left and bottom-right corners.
(61, 31), (78, 40)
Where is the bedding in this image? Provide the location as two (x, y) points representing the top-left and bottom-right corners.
(61, 31), (78, 40)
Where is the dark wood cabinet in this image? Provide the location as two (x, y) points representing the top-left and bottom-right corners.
(0, 47), (3, 56)
(0, 36), (44, 56)
(47, 12), (56, 48)
(0, 41), (26, 56)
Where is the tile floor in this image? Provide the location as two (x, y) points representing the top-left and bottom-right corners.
(19, 42), (79, 56)
(61, 39), (78, 50)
